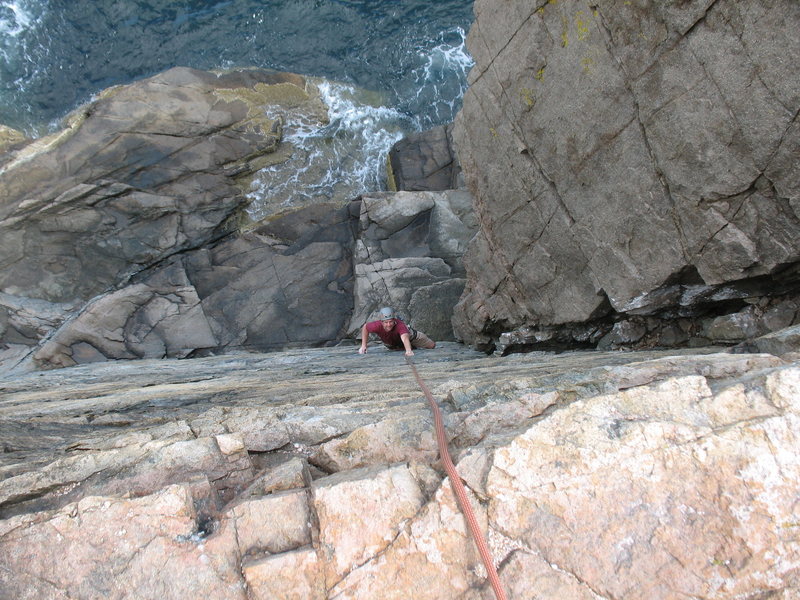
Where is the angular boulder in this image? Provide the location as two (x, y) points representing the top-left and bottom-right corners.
(349, 190), (477, 342)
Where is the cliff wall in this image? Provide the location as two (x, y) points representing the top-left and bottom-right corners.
(452, 0), (800, 350)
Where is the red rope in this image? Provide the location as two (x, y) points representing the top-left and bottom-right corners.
(406, 356), (507, 600)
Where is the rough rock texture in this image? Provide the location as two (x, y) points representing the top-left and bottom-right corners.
(28, 202), (358, 369)
(348, 190), (477, 341)
(0, 68), (473, 371)
(0, 67), (318, 349)
(14, 189), (473, 371)
(0, 66), (304, 305)
(0, 125), (26, 154)
(387, 124), (462, 192)
(452, 0), (800, 350)
(1, 341), (799, 598)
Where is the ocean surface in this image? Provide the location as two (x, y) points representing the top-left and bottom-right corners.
(0, 0), (474, 216)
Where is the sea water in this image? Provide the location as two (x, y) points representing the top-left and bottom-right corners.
(0, 0), (474, 215)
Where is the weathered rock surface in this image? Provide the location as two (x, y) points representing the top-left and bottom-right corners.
(17, 187), (475, 370)
(1, 342), (799, 598)
(28, 201), (358, 369)
(349, 190), (477, 341)
(0, 67), (316, 353)
(452, 0), (800, 350)
(0, 125), (26, 154)
(0, 68), (474, 372)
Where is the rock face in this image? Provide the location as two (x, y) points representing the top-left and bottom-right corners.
(349, 190), (477, 341)
(0, 67), (314, 359)
(452, 0), (800, 350)
(387, 124), (462, 192)
(30, 202), (358, 369)
(1, 341), (799, 598)
(0, 68), (474, 371)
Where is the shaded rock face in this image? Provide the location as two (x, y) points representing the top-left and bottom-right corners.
(20, 188), (474, 369)
(0, 67), (314, 353)
(1, 342), (798, 598)
(451, 0), (800, 350)
(348, 190), (477, 341)
(387, 124), (462, 192)
(0, 67), (300, 305)
(31, 202), (358, 368)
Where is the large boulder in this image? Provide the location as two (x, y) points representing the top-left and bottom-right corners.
(451, 0), (800, 349)
(31, 202), (357, 368)
(0, 66), (332, 354)
(387, 124), (462, 192)
(1, 66), (476, 370)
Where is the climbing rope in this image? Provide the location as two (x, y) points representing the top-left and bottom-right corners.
(405, 356), (507, 600)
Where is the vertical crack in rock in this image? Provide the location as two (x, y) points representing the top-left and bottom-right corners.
(771, 108), (800, 163)
(591, 4), (692, 266)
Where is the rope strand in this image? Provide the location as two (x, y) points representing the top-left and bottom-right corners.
(406, 356), (507, 600)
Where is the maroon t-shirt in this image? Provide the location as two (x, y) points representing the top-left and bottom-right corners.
(366, 319), (410, 348)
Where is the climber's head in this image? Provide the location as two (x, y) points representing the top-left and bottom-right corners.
(379, 307), (397, 331)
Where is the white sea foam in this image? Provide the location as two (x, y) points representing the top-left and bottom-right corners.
(0, 0), (33, 37)
(245, 28), (472, 220)
(246, 80), (407, 220)
(1, 0), (44, 105)
(408, 26), (473, 130)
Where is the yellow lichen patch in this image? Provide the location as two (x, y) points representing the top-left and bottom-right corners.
(575, 10), (590, 41)
(338, 428), (371, 458)
(519, 87), (535, 108)
(581, 56), (594, 73)
(95, 84), (125, 102)
(561, 15), (570, 47)
(0, 125), (26, 153)
(535, 67), (546, 81)
(212, 83), (301, 139)
(386, 153), (398, 192)
(213, 81), (310, 116)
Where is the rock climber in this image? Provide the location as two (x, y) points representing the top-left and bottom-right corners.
(358, 307), (436, 356)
